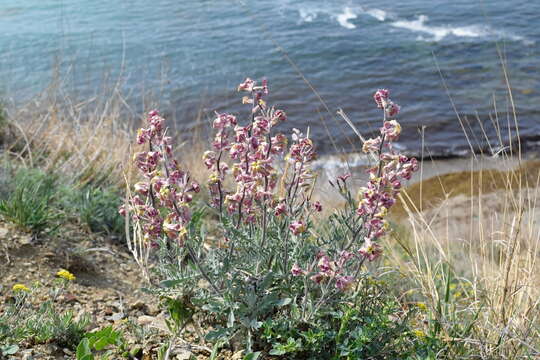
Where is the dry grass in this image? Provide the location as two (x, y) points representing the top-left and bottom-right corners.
(1, 79), (211, 190)
(384, 162), (540, 358)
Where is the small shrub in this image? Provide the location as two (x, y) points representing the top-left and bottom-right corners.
(123, 81), (419, 355)
(0, 168), (63, 236)
(74, 187), (125, 238)
(76, 326), (130, 360)
(28, 309), (90, 350)
(1, 270), (88, 355)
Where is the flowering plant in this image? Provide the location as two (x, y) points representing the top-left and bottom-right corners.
(122, 80), (417, 354)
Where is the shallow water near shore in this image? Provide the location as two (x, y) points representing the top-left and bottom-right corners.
(0, 0), (538, 156)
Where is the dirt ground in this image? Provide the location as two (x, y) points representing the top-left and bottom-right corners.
(0, 222), (232, 360)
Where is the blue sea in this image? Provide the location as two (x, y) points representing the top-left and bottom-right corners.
(0, 0), (538, 156)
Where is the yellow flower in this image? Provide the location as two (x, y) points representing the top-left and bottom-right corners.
(375, 206), (388, 218)
(416, 302), (427, 311)
(208, 173), (220, 185)
(57, 269), (76, 281)
(12, 284), (30, 292)
(178, 227), (188, 239)
(413, 329), (426, 338)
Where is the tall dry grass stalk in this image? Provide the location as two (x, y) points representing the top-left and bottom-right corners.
(2, 73), (211, 189)
(387, 164), (540, 358)
(381, 60), (540, 357)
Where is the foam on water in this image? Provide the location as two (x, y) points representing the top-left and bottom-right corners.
(335, 6), (358, 29)
(364, 8), (388, 22)
(298, 8), (318, 23)
(390, 14), (528, 43)
(297, 5), (360, 29)
(295, 4), (532, 45)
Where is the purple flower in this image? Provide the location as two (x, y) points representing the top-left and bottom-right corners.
(291, 264), (306, 276)
(359, 241), (383, 262)
(289, 220), (307, 235)
(336, 276), (354, 291)
(373, 89), (390, 108)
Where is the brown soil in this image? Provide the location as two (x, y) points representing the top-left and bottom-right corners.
(0, 222), (234, 360)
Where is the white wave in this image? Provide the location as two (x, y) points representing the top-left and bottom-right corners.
(298, 8), (318, 23)
(364, 8), (387, 22)
(391, 15), (488, 41)
(296, 5), (359, 30)
(389, 14), (529, 43)
(335, 6), (358, 29)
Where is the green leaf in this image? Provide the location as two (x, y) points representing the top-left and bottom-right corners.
(227, 309), (235, 328)
(1, 344), (19, 355)
(160, 279), (183, 288)
(243, 352), (261, 360)
(205, 327), (231, 342)
(275, 298), (292, 307)
(76, 338), (94, 360)
(269, 348), (286, 356)
(165, 297), (193, 328)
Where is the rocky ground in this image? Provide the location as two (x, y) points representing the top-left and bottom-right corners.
(0, 222), (238, 360)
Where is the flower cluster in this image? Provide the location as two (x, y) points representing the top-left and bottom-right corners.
(204, 78), (299, 225)
(122, 110), (200, 245)
(291, 89), (417, 292)
(56, 269), (76, 281)
(12, 284), (30, 292)
(292, 250), (356, 291)
(356, 89), (418, 260)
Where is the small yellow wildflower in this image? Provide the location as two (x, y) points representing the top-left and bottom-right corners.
(413, 329), (426, 339)
(375, 206), (388, 218)
(12, 284), (30, 292)
(416, 302), (427, 311)
(57, 269), (76, 281)
(178, 227), (188, 238)
(208, 173), (220, 185)
(251, 160), (263, 173)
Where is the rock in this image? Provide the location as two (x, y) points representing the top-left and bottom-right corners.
(61, 292), (78, 304)
(137, 315), (168, 332)
(137, 315), (153, 326)
(109, 312), (125, 321)
(103, 306), (115, 316)
(20, 349), (33, 360)
(147, 303), (160, 316)
(231, 350), (245, 359)
(173, 346), (193, 360)
(130, 300), (147, 311)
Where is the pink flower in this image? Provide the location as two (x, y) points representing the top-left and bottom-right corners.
(381, 120), (402, 141)
(385, 102), (400, 117)
(118, 205), (127, 217)
(359, 241), (383, 262)
(291, 264), (306, 276)
(272, 110), (287, 125)
(336, 276), (354, 291)
(134, 182), (149, 195)
(373, 89), (390, 108)
(289, 220), (307, 235)
(313, 201), (322, 212)
(317, 255), (334, 275)
(337, 173), (351, 182)
(310, 273), (325, 284)
(274, 203), (287, 216)
(238, 78), (255, 92)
